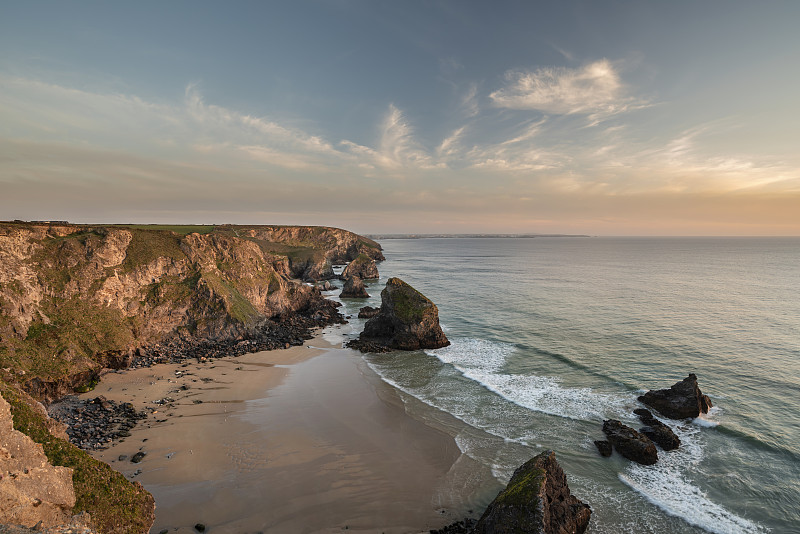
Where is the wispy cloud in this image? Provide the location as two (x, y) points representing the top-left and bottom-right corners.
(1, 73), (797, 234)
(489, 59), (646, 120)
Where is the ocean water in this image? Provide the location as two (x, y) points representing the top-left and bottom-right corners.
(334, 237), (800, 534)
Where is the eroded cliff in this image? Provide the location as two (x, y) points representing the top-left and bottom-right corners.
(0, 222), (382, 398)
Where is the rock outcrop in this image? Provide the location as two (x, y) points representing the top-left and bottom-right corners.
(473, 450), (591, 534)
(638, 374), (712, 420)
(634, 408), (681, 451)
(357, 306), (380, 319)
(602, 420), (658, 465)
(0, 393), (75, 529)
(348, 278), (449, 351)
(339, 276), (369, 299)
(340, 253), (379, 281)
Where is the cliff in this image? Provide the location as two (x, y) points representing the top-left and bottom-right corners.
(0, 222), (382, 399)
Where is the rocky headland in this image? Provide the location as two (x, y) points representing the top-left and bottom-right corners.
(348, 277), (449, 352)
(0, 221), (383, 533)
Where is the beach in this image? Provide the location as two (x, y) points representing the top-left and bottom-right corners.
(82, 330), (489, 534)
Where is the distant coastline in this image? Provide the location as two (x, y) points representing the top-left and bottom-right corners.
(366, 233), (591, 239)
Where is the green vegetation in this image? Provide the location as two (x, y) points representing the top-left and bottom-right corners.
(387, 279), (429, 323)
(121, 229), (187, 272)
(493, 464), (546, 507)
(112, 224), (216, 236)
(0, 297), (134, 381)
(200, 271), (260, 325)
(0, 382), (154, 533)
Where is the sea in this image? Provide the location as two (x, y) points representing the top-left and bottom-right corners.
(330, 237), (800, 534)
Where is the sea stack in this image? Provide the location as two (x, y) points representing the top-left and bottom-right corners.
(638, 373), (712, 420)
(340, 253), (379, 280)
(349, 277), (449, 351)
(339, 276), (369, 298)
(473, 450), (591, 534)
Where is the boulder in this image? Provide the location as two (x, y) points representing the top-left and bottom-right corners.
(340, 253), (379, 280)
(349, 278), (449, 351)
(633, 409), (681, 451)
(638, 374), (712, 420)
(602, 420), (658, 465)
(339, 276), (369, 298)
(357, 306), (380, 319)
(473, 450), (591, 534)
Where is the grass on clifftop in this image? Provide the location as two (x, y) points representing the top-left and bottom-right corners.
(0, 382), (154, 534)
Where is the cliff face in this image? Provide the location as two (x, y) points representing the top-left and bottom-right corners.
(0, 222), (382, 394)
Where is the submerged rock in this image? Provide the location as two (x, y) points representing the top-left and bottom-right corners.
(339, 276), (370, 298)
(638, 373), (712, 420)
(634, 408), (681, 451)
(473, 450), (591, 534)
(340, 253), (379, 280)
(602, 420), (658, 465)
(348, 278), (449, 351)
(594, 440), (613, 457)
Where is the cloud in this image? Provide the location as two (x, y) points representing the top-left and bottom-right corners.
(489, 59), (643, 118)
(1, 74), (798, 234)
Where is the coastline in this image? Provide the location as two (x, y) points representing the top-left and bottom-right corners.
(81, 328), (488, 533)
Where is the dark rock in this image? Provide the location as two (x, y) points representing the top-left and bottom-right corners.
(638, 373), (712, 420)
(340, 253), (379, 280)
(430, 518), (477, 534)
(348, 278), (449, 352)
(194, 524), (206, 532)
(634, 409), (681, 451)
(602, 420), (658, 465)
(118, 455), (128, 462)
(594, 440), (612, 457)
(339, 276), (370, 298)
(357, 306), (380, 319)
(473, 450), (591, 534)
(130, 451), (146, 463)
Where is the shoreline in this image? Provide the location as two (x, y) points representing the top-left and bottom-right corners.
(78, 327), (488, 533)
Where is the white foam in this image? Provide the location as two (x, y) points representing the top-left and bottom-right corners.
(427, 338), (633, 422)
(619, 470), (767, 534)
(693, 406), (722, 428)
(620, 421), (768, 534)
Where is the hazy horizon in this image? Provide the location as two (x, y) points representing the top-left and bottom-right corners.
(2, 1), (799, 236)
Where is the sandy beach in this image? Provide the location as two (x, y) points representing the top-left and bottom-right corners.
(82, 329), (489, 533)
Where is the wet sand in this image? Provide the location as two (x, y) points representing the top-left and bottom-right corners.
(85, 331), (483, 533)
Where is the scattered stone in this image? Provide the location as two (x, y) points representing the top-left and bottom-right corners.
(638, 373), (712, 420)
(473, 450), (591, 534)
(47, 396), (146, 451)
(339, 276), (370, 298)
(194, 524), (206, 532)
(348, 278), (449, 351)
(634, 408), (681, 451)
(602, 420), (658, 465)
(130, 452), (146, 463)
(118, 455), (128, 462)
(594, 440), (613, 457)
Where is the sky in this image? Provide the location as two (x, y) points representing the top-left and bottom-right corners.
(1, 1), (799, 235)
